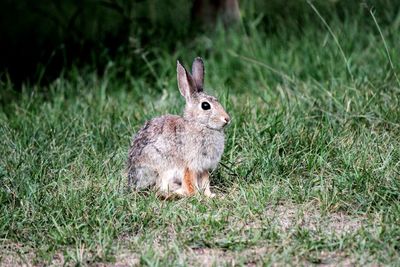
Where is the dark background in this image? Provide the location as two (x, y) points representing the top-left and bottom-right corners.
(0, 0), (398, 86)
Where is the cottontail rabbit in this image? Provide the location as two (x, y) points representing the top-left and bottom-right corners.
(126, 57), (230, 197)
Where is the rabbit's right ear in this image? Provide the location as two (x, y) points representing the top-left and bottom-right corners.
(177, 60), (196, 101)
(191, 57), (204, 91)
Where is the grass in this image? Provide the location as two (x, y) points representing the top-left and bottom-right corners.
(1, 2), (400, 266)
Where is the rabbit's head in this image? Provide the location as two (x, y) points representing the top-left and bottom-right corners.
(177, 57), (230, 131)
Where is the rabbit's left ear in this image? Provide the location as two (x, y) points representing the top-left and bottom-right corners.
(177, 60), (197, 101)
(191, 57), (204, 92)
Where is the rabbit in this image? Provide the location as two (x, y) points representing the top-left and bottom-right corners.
(126, 57), (230, 197)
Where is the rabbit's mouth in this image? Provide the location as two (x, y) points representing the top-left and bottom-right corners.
(205, 120), (230, 131)
(213, 115), (231, 129)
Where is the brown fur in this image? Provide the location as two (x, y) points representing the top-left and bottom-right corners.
(183, 168), (196, 196)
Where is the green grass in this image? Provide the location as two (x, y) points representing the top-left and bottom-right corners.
(1, 3), (400, 266)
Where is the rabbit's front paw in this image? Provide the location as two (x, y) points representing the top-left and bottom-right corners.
(204, 191), (216, 198)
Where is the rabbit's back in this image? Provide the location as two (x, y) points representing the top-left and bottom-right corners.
(128, 115), (186, 165)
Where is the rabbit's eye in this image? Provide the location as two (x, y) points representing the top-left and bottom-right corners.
(201, 102), (211, 110)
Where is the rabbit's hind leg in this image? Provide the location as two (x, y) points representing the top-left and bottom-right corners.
(128, 166), (157, 190)
(157, 168), (184, 196)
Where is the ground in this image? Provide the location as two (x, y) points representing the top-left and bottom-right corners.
(1, 2), (400, 266)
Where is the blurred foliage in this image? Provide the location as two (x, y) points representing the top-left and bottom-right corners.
(0, 0), (399, 85)
(0, 0), (190, 85)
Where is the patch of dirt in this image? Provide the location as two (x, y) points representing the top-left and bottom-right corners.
(188, 246), (271, 267)
(0, 242), (36, 267)
(94, 251), (140, 267)
(312, 251), (355, 267)
(263, 203), (365, 235)
(185, 247), (359, 267)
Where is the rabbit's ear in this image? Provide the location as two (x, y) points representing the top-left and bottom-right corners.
(177, 60), (197, 101)
(191, 57), (204, 92)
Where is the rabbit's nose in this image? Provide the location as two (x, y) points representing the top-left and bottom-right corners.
(222, 116), (231, 125)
